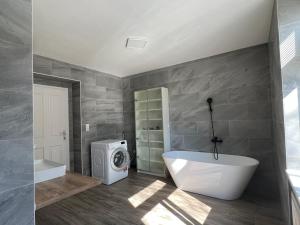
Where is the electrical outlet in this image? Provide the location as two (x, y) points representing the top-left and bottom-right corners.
(86, 124), (90, 132)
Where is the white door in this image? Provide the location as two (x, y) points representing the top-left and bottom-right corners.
(33, 86), (45, 161)
(33, 84), (70, 170)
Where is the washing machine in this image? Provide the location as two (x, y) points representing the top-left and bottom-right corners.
(91, 139), (130, 185)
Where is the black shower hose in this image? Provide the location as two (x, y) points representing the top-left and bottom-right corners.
(209, 107), (219, 160)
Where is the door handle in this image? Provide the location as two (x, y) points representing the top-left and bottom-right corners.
(62, 130), (67, 140)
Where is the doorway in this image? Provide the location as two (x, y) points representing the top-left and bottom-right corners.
(33, 74), (98, 210)
(34, 84), (70, 170)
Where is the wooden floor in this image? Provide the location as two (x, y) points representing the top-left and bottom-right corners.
(35, 173), (101, 210)
(36, 170), (284, 225)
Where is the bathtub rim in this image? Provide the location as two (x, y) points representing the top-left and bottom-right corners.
(162, 150), (259, 168)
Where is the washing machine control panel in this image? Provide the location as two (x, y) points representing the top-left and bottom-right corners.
(108, 140), (127, 150)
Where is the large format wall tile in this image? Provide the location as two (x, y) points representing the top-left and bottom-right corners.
(0, 184), (34, 225)
(229, 120), (272, 139)
(123, 44), (277, 200)
(0, 89), (32, 140)
(0, 138), (33, 193)
(0, 0), (34, 224)
(0, 0), (31, 47)
(0, 56), (32, 91)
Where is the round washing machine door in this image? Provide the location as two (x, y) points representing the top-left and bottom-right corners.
(110, 147), (130, 171)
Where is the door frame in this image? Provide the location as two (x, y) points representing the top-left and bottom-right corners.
(33, 84), (70, 170)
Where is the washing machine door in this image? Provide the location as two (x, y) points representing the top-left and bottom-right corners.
(110, 147), (130, 171)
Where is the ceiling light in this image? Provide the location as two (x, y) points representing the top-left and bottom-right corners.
(126, 37), (148, 49)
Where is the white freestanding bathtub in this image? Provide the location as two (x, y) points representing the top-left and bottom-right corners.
(162, 151), (259, 200)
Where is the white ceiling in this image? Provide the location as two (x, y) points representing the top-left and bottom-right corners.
(33, 0), (274, 77)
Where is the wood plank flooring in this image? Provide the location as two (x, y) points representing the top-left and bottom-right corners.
(35, 172), (101, 210)
(36, 170), (284, 225)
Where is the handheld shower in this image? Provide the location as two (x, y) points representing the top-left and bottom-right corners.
(206, 97), (222, 160)
(207, 98), (213, 112)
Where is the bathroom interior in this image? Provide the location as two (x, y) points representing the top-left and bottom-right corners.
(1, 0), (300, 224)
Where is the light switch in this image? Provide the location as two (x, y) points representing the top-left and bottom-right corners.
(85, 124), (90, 132)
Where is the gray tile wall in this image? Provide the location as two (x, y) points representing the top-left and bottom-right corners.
(72, 82), (82, 173)
(33, 74), (81, 173)
(33, 55), (124, 176)
(269, 0), (300, 224)
(269, 2), (290, 223)
(0, 0), (34, 224)
(123, 44), (279, 200)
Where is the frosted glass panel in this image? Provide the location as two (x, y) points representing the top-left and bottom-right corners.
(137, 140), (148, 148)
(137, 147), (149, 161)
(150, 149), (163, 162)
(148, 101), (161, 110)
(149, 131), (163, 142)
(148, 88), (162, 99)
(135, 101), (147, 110)
(150, 161), (164, 174)
(136, 120), (148, 131)
(136, 130), (148, 142)
(137, 159), (149, 171)
(149, 142), (164, 149)
(135, 111), (147, 120)
(148, 110), (162, 120)
(148, 120), (163, 131)
(135, 87), (169, 176)
(137, 146), (149, 171)
(135, 90), (147, 101)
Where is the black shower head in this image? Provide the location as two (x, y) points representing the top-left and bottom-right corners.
(207, 98), (213, 112)
(207, 98), (213, 104)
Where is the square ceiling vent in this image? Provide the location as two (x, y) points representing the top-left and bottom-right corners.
(126, 37), (148, 49)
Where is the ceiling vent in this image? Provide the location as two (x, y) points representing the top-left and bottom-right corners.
(125, 37), (148, 49)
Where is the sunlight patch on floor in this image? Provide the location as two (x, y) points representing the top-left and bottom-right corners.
(141, 203), (187, 225)
(128, 180), (166, 208)
(161, 200), (198, 224)
(167, 189), (211, 224)
(141, 188), (211, 225)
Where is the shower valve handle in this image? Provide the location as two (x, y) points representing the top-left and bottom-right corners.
(211, 136), (223, 143)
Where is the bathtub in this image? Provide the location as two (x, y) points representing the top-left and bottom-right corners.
(162, 151), (259, 200)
